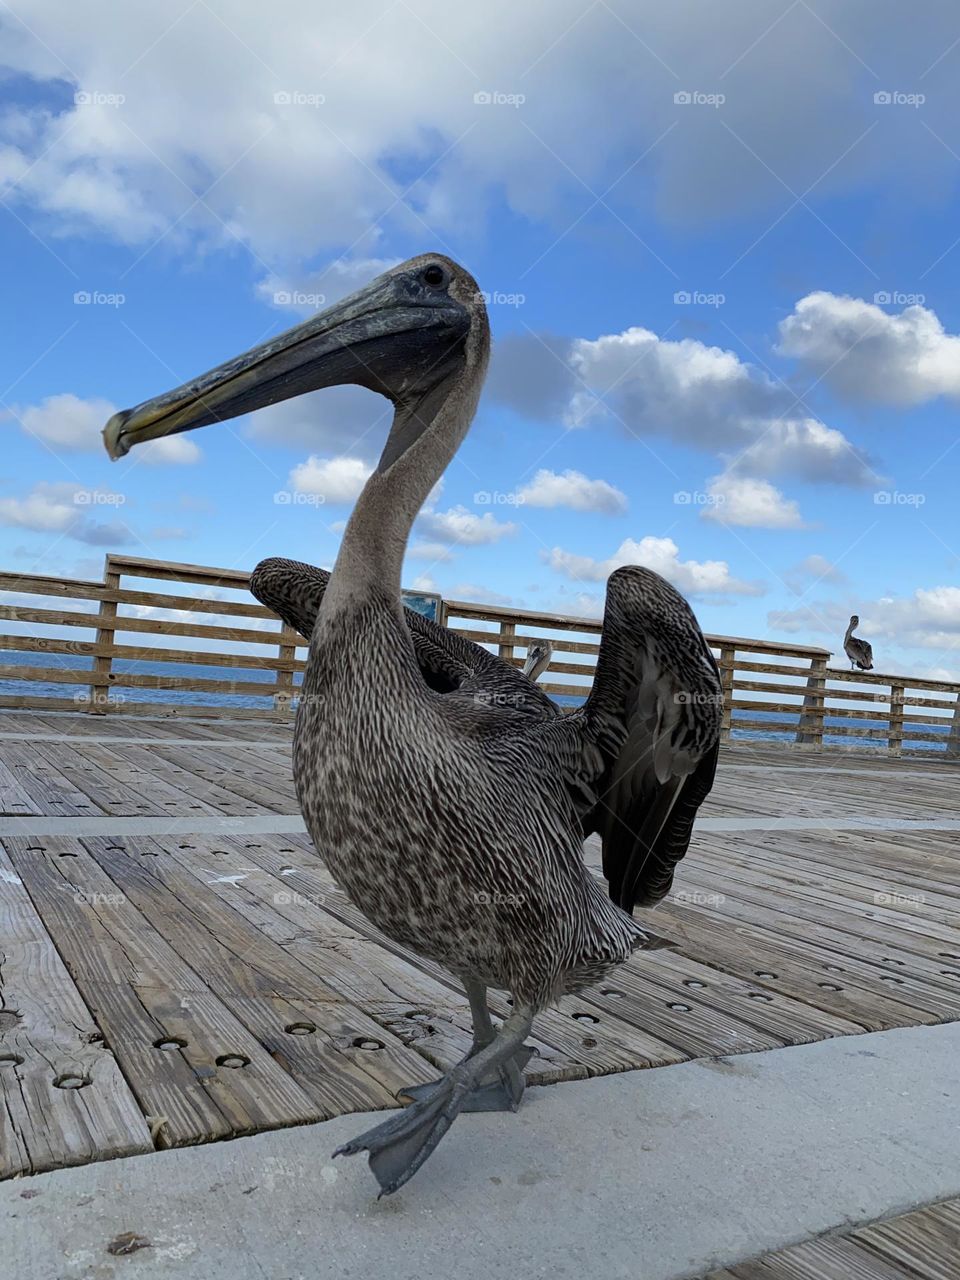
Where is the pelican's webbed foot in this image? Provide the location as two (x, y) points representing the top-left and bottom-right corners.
(398, 1043), (533, 1112)
(334, 1004), (535, 1195)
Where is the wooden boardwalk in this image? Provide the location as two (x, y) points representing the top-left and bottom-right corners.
(1, 709), (959, 1216)
(703, 1196), (960, 1279)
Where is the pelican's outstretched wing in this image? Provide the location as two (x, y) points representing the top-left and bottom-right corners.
(568, 566), (722, 913)
(250, 557), (558, 717)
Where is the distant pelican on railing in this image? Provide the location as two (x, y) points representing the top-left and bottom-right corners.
(844, 614), (874, 670)
(249, 557), (556, 714)
(521, 639), (553, 682)
(103, 255), (721, 1197)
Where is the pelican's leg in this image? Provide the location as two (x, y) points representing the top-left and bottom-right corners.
(398, 980), (534, 1110)
(336, 1003), (535, 1197)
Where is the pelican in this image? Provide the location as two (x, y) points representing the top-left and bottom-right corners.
(250, 557), (557, 712)
(843, 614), (873, 670)
(521, 639), (553, 682)
(103, 255), (722, 1196)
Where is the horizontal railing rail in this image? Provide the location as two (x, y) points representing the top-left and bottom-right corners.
(1, 556), (958, 756)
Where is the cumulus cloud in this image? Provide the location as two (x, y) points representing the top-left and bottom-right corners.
(490, 326), (876, 485)
(0, 482), (134, 546)
(2, 4), (956, 264)
(245, 386), (391, 455)
(138, 437), (201, 465)
(418, 505), (517, 546)
(515, 468), (627, 514)
(14, 393), (116, 451)
(778, 293), (960, 405)
(11, 393), (200, 462)
(770, 586), (960, 653)
(702, 474), (806, 529)
(545, 535), (763, 599)
(407, 541), (455, 562)
(449, 583), (515, 607)
(733, 418), (874, 485)
(785, 555), (848, 594)
(290, 455), (372, 503)
(257, 255), (401, 315)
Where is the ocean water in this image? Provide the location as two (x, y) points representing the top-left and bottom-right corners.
(0, 650), (952, 752)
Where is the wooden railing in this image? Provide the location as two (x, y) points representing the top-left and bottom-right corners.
(1, 555), (958, 758)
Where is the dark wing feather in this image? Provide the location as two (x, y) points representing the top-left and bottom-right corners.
(574, 565), (722, 912)
(249, 558), (558, 717)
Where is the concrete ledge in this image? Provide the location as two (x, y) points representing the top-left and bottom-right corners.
(3, 1023), (959, 1280)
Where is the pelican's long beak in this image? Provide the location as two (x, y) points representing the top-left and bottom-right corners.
(103, 270), (465, 460)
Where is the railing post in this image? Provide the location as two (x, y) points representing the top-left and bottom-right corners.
(718, 645), (735, 741)
(887, 682), (905, 755)
(949, 692), (960, 759)
(498, 620), (515, 667)
(273, 623), (298, 716)
(796, 655), (827, 747)
(89, 561), (119, 715)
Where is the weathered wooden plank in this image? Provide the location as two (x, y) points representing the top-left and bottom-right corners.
(2, 836), (323, 1147)
(78, 835), (444, 1112)
(0, 841), (152, 1177)
(704, 1195), (960, 1280)
(711, 1235), (926, 1279)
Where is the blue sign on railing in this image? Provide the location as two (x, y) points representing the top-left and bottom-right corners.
(401, 590), (442, 622)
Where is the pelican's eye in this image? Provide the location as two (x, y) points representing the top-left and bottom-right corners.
(422, 264), (447, 288)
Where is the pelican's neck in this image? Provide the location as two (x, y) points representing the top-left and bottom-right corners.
(327, 352), (486, 614)
(844, 620), (856, 642)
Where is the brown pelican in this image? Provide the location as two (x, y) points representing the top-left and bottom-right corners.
(843, 614), (873, 670)
(103, 255), (722, 1197)
(521, 639), (553, 682)
(250, 557), (556, 713)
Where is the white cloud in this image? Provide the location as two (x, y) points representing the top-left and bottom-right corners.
(545, 535), (763, 599)
(515, 468), (627, 514)
(786, 554), (847, 592)
(407, 541), (455, 562)
(14, 393), (116, 451)
(137, 437), (201, 465)
(245, 386), (391, 455)
(778, 293), (960, 405)
(11, 393), (200, 462)
(733, 418), (873, 485)
(449, 583), (514, 607)
(702, 474), (806, 529)
(492, 326), (875, 486)
(2, 5), (956, 264)
(418, 505), (517, 546)
(770, 586), (960, 653)
(289, 455), (372, 503)
(0, 481), (134, 546)
(257, 255), (401, 315)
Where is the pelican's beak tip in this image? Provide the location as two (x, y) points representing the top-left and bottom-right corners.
(103, 411), (131, 461)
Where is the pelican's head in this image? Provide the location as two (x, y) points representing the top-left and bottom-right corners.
(850, 614), (859, 627)
(103, 255), (489, 464)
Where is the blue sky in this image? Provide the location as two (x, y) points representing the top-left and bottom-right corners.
(2, 1), (960, 675)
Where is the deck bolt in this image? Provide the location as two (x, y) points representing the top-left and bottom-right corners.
(54, 1073), (91, 1089)
(215, 1054), (250, 1068)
